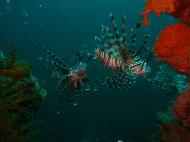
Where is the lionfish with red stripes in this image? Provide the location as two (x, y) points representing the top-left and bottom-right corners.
(94, 13), (153, 89)
(38, 43), (100, 105)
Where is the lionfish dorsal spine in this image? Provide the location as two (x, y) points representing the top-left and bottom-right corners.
(121, 16), (127, 43)
(109, 13), (120, 40)
(132, 34), (151, 59)
(129, 20), (143, 54)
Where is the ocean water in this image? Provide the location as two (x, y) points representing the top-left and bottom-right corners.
(0, 0), (179, 142)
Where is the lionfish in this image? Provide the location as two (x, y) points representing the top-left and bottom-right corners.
(94, 13), (153, 89)
(146, 64), (189, 94)
(38, 43), (100, 105)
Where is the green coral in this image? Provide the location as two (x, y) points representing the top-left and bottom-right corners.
(156, 107), (174, 125)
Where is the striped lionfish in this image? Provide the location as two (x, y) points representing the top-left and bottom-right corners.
(94, 13), (153, 89)
(38, 43), (100, 105)
(146, 64), (189, 94)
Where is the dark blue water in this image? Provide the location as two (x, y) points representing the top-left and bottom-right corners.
(0, 0), (178, 141)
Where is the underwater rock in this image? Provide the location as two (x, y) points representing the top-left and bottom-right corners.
(0, 47), (47, 142)
(153, 22), (190, 75)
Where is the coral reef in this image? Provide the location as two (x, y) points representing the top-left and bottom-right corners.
(142, 0), (190, 26)
(0, 47), (46, 142)
(173, 85), (190, 128)
(154, 82), (190, 142)
(171, 0), (190, 23)
(142, 2), (190, 140)
(155, 105), (190, 142)
(0, 45), (31, 81)
(142, 0), (175, 26)
(142, 0), (190, 76)
(156, 107), (174, 125)
(153, 22), (190, 75)
(159, 122), (190, 142)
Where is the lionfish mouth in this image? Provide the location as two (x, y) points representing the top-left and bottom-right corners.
(95, 48), (123, 68)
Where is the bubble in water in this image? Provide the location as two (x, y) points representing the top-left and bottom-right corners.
(56, 110), (61, 115)
(38, 3), (42, 8)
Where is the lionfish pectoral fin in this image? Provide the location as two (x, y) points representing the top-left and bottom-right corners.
(38, 42), (68, 68)
(82, 77), (107, 93)
(106, 69), (137, 90)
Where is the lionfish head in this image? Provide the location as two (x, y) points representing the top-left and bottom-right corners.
(68, 62), (87, 88)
